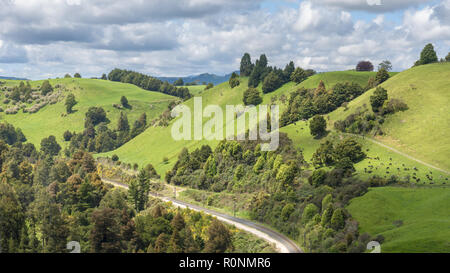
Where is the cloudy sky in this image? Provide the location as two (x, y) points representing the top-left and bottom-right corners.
(0, 0), (449, 79)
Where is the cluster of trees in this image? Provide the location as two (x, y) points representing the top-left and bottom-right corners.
(0, 122), (237, 253)
(107, 69), (191, 100)
(312, 137), (366, 173)
(63, 107), (148, 155)
(280, 81), (365, 126)
(414, 43), (450, 66)
(334, 87), (407, 135)
(239, 53), (315, 92)
(8, 81), (33, 103)
(165, 134), (374, 252)
(243, 88), (262, 106)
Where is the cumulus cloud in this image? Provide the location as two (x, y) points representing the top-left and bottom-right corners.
(0, 0), (449, 79)
(310, 0), (433, 12)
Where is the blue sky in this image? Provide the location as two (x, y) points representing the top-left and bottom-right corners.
(0, 0), (449, 79)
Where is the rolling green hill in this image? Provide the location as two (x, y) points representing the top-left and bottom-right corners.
(347, 186), (450, 253)
(328, 63), (450, 171)
(0, 78), (178, 147)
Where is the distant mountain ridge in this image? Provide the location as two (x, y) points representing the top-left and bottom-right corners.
(158, 72), (237, 86)
(0, 76), (28, 81)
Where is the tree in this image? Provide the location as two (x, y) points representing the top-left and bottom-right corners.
(40, 135), (61, 156)
(64, 74), (72, 78)
(101, 74), (107, 80)
(370, 87), (388, 112)
(302, 203), (319, 223)
(117, 112), (130, 132)
(85, 107), (107, 127)
(74, 73), (82, 78)
(290, 67), (307, 83)
(375, 68), (390, 84)
(65, 93), (77, 114)
(356, 61), (374, 72)
(204, 219), (232, 253)
(0, 181), (25, 253)
(378, 60), (392, 71)
(417, 43), (438, 65)
(90, 208), (122, 253)
(174, 78), (184, 86)
(262, 71), (282, 94)
(240, 53), (254, 76)
(63, 130), (73, 141)
(331, 208), (345, 230)
(128, 169), (150, 211)
(446, 52), (450, 62)
(40, 80), (53, 96)
(228, 72), (240, 88)
(283, 61), (295, 81)
(205, 83), (214, 90)
(120, 96), (129, 108)
(310, 115), (327, 138)
(243, 88), (262, 106)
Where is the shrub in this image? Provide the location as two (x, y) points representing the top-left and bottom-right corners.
(356, 61), (374, 71)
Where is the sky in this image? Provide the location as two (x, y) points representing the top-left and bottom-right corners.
(0, 0), (449, 80)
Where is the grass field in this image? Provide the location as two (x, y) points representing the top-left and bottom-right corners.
(281, 122), (450, 184)
(0, 78), (177, 147)
(328, 63), (450, 170)
(347, 186), (450, 253)
(186, 85), (207, 96)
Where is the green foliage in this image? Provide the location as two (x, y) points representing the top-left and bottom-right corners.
(356, 61), (374, 72)
(65, 93), (77, 114)
(243, 88), (262, 106)
(370, 87), (388, 112)
(240, 53), (254, 77)
(174, 78), (184, 86)
(108, 68), (191, 99)
(290, 67), (307, 83)
(417, 43), (438, 65)
(40, 135), (61, 156)
(330, 208), (345, 230)
(74, 73), (81, 78)
(378, 60), (392, 71)
(204, 219), (232, 253)
(375, 68), (390, 85)
(120, 96), (129, 107)
(309, 115), (326, 137)
(229, 72), (240, 88)
(310, 169), (327, 186)
(128, 169), (150, 212)
(262, 71), (282, 94)
(40, 80), (53, 96)
(117, 112), (130, 132)
(302, 203), (319, 223)
(281, 203), (295, 221)
(85, 106), (107, 127)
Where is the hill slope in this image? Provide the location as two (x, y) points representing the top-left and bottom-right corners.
(328, 63), (450, 171)
(1, 78), (177, 146)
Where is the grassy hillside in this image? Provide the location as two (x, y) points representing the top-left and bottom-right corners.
(328, 63), (450, 171)
(0, 78), (177, 146)
(347, 186), (450, 253)
(281, 122), (450, 184)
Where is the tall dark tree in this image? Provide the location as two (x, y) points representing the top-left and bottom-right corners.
(128, 169), (150, 212)
(90, 208), (122, 253)
(283, 61), (295, 81)
(120, 96), (129, 108)
(74, 73), (82, 78)
(117, 112), (130, 132)
(417, 43), (438, 65)
(446, 52), (450, 62)
(40, 136), (61, 156)
(370, 87), (388, 112)
(310, 115), (327, 138)
(204, 219), (232, 253)
(239, 53), (253, 77)
(228, 72), (240, 88)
